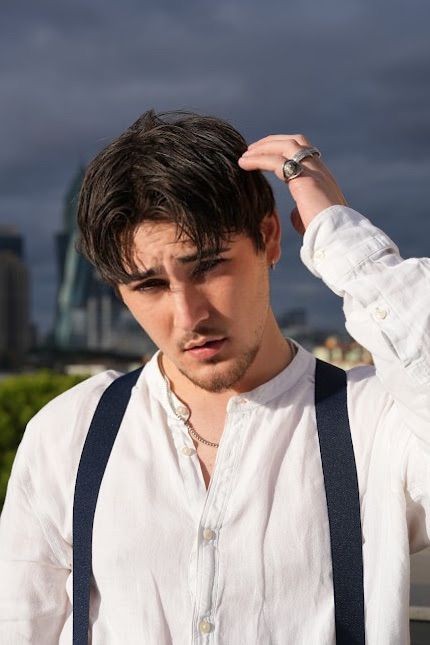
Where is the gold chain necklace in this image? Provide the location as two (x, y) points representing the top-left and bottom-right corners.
(161, 339), (297, 448)
(184, 419), (219, 448)
(161, 363), (221, 447)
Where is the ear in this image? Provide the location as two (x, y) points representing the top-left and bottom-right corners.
(260, 210), (282, 265)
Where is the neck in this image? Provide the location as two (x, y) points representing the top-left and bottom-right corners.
(159, 311), (296, 413)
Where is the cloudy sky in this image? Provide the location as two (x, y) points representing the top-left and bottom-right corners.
(2, 0), (430, 336)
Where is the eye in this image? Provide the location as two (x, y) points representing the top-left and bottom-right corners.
(192, 258), (227, 278)
(133, 258), (228, 292)
(133, 280), (167, 293)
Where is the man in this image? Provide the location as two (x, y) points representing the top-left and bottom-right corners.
(0, 110), (429, 644)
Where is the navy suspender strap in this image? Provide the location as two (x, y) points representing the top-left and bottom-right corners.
(315, 358), (365, 645)
(72, 367), (143, 645)
(72, 358), (365, 644)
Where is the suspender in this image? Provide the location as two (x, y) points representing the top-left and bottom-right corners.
(73, 358), (365, 644)
(73, 367), (143, 645)
(315, 359), (365, 644)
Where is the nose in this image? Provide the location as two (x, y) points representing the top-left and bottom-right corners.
(171, 284), (211, 332)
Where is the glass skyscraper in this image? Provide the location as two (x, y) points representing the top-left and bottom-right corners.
(54, 168), (155, 355)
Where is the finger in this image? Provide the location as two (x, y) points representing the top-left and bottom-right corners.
(238, 153), (285, 179)
(248, 134), (312, 148)
(244, 139), (305, 159)
(240, 148), (323, 180)
(239, 152), (322, 184)
(245, 139), (325, 175)
(248, 134), (310, 147)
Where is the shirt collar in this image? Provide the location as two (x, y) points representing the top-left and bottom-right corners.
(135, 338), (315, 416)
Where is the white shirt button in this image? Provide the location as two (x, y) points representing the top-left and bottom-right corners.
(313, 248), (326, 262)
(203, 527), (216, 541)
(373, 307), (388, 320)
(181, 446), (195, 456)
(199, 618), (214, 634)
(236, 397), (247, 405)
(176, 405), (189, 419)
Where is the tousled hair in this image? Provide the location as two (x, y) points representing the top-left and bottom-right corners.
(76, 109), (276, 285)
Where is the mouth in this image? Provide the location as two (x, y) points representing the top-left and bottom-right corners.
(184, 338), (227, 359)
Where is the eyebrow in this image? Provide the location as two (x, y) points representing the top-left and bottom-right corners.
(125, 246), (231, 283)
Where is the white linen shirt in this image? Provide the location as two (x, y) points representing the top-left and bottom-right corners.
(0, 206), (429, 645)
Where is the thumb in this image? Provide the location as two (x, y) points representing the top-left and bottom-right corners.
(290, 207), (306, 236)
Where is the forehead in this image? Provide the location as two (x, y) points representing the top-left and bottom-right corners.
(121, 220), (259, 284)
(131, 220), (241, 263)
(133, 220), (195, 253)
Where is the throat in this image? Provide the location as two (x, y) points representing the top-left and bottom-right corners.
(187, 412), (226, 448)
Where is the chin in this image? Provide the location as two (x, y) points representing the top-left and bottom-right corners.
(179, 346), (260, 393)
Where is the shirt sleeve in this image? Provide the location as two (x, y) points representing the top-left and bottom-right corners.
(300, 204), (430, 450)
(0, 434), (71, 643)
(300, 205), (430, 553)
(403, 431), (430, 553)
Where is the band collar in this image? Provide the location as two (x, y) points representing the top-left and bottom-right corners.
(135, 339), (314, 416)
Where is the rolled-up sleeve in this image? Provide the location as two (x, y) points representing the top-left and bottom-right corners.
(300, 205), (430, 450)
(300, 205), (430, 554)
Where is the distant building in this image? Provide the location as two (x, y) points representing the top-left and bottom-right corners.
(53, 169), (155, 355)
(276, 308), (373, 366)
(0, 226), (31, 367)
(313, 335), (373, 369)
(277, 308), (307, 330)
(0, 229), (23, 257)
(277, 307), (322, 351)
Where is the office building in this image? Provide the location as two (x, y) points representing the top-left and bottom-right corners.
(54, 169), (155, 355)
(0, 227), (31, 367)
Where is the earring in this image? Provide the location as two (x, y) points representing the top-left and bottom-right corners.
(270, 261), (276, 271)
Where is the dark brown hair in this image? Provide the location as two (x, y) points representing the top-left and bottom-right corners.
(77, 109), (276, 285)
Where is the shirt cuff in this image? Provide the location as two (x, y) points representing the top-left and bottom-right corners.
(299, 205), (400, 295)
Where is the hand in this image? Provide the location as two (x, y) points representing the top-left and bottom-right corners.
(238, 134), (347, 235)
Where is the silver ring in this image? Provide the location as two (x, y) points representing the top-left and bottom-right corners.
(282, 159), (304, 181)
(291, 146), (321, 164)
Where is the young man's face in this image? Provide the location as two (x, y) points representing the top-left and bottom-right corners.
(118, 215), (280, 393)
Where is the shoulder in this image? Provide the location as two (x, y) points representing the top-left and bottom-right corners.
(30, 369), (122, 430)
(346, 362), (381, 395)
(15, 370), (123, 484)
(4, 371), (127, 567)
(346, 363), (393, 415)
(314, 361), (395, 435)
(344, 363), (401, 470)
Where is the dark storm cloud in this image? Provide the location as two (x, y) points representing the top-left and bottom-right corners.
(1, 0), (430, 334)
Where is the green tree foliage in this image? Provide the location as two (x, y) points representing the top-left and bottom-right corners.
(0, 370), (88, 511)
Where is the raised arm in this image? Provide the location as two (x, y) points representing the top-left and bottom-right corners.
(238, 135), (430, 446)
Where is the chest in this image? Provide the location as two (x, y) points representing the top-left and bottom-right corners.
(187, 415), (225, 490)
(195, 443), (219, 489)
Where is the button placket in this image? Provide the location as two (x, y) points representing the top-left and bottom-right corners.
(192, 410), (246, 643)
(181, 446), (196, 456)
(202, 527), (216, 541)
(176, 404), (190, 420)
(198, 617), (214, 635)
(166, 417), (205, 523)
